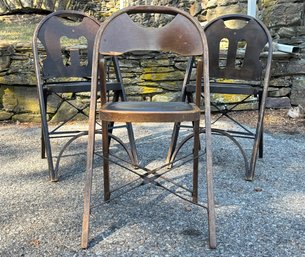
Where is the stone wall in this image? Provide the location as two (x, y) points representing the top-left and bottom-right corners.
(0, 0), (305, 122)
(0, 1), (88, 13)
(259, 0), (305, 108)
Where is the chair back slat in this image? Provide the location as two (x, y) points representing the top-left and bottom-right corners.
(205, 14), (270, 81)
(99, 12), (204, 56)
(35, 12), (99, 78)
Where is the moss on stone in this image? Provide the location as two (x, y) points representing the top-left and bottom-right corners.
(143, 67), (175, 73)
(0, 110), (13, 120)
(3, 88), (18, 112)
(212, 93), (256, 104)
(125, 86), (163, 95)
(137, 82), (160, 87)
(141, 59), (171, 67)
(50, 100), (89, 123)
(12, 113), (41, 123)
(140, 71), (184, 81)
(152, 92), (181, 102)
(2, 86), (40, 113)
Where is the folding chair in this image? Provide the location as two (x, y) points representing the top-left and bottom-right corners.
(32, 10), (138, 181)
(82, 5), (216, 249)
(167, 14), (273, 180)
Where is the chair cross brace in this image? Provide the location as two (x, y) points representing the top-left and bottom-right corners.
(94, 131), (207, 208)
(95, 150), (208, 210)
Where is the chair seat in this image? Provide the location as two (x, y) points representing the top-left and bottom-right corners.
(44, 81), (91, 93)
(100, 102), (201, 122)
(186, 82), (262, 95)
(45, 81), (122, 93)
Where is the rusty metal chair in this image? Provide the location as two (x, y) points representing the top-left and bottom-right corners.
(32, 10), (138, 181)
(166, 14), (273, 180)
(82, 5), (216, 249)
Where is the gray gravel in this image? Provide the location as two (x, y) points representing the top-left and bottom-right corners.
(1, 121), (305, 256)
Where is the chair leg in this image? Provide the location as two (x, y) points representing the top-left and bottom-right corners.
(207, 178), (217, 249)
(43, 128), (56, 181)
(246, 93), (265, 181)
(247, 127), (262, 181)
(192, 121), (199, 203)
(41, 91), (48, 159)
(247, 134), (260, 181)
(259, 127), (263, 158)
(81, 107), (98, 249)
(41, 127), (46, 159)
(39, 93), (56, 181)
(38, 90), (57, 181)
(126, 122), (139, 166)
(166, 122), (181, 164)
(81, 160), (94, 249)
(258, 92), (263, 158)
(204, 114), (216, 249)
(102, 121), (111, 201)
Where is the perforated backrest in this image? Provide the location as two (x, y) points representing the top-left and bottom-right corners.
(204, 14), (272, 81)
(33, 10), (100, 79)
(98, 6), (205, 56)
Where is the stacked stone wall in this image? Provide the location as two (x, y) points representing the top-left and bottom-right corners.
(259, 0), (305, 108)
(0, 0), (305, 122)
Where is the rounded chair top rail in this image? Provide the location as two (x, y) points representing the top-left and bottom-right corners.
(32, 10), (100, 39)
(96, 5), (207, 57)
(205, 13), (273, 43)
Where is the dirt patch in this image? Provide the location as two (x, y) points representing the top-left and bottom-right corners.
(225, 109), (305, 134)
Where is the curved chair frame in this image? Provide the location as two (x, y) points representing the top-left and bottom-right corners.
(167, 13), (273, 180)
(32, 10), (138, 181)
(82, 5), (216, 249)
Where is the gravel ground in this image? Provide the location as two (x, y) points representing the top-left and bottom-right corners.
(1, 119), (305, 256)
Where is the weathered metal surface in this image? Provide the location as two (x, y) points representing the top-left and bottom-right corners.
(82, 5), (216, 250)
(167, 13), (273, 181)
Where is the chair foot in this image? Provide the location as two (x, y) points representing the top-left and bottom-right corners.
(208, 211), (217, 249)
(81, 198), (91, 249)
(81, 190), (91, 249)
(104, 193), (111, 201)
(245, 166), (255, 181)
(81, 242), (88, 249)
(81, 234), (89, 249)
(192, 195), (198, 204)
(209, 239), (217, 249)
(49, 172), (58, 182)
(245, 175), (254, 181)
(245, 170), (254, 181)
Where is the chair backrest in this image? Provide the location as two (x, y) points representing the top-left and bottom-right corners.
(33, 10), (100, 80)
(92, 5), (209, 106)
(204, 14), (272, 81)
